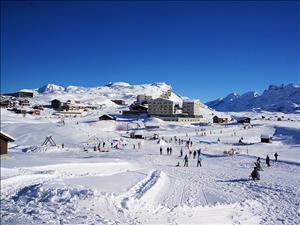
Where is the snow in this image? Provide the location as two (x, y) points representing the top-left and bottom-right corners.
(206, 83), (300, 113)
(38, 84), (65, 93)
(1, 82), (300, 224)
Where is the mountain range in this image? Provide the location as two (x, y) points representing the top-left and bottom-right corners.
(206, 84), (300, 113)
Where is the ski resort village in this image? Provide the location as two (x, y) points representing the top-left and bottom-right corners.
(0, 82), (299, 224)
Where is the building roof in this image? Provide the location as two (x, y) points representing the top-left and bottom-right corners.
(18, 89), (34, 93)
(0, 131), (15, 142)
(151, 98), (174, 103)
(51, 99), (62, 102)
(261, 134), (272, 139)
(183, 99), (200, 103)
(232, 116), (251, 120)
(99, 114), (116, 119)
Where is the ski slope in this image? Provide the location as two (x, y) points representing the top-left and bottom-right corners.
(1, 83), (300, 224)
(1, 110), (300, 224)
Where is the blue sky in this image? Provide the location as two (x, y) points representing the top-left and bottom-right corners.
(1, 1), (299, 102)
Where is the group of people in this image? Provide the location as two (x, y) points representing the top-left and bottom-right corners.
(132, 142), (142, 150)
(182, 149), (203, 167)
(159, 146), (173, 155)
(250, 152), (279, 181)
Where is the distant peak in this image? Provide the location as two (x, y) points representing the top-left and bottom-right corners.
(241, 91), (259, 98)
(106, 82), (131, 87)
(38, 83), (65, 93)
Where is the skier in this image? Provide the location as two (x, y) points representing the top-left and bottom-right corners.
(257, 157), (261, 164)
(274, 152), (279, 161)
(255, 157), (263, 171)
(167, 147), (170, 155)
(160, 147), (162, 155)
(103, 142), (105, 148)
(197, 153), (202, 167)
(266, 155), (271, 167)
(250, 167), (260, 181)
(184, 154), (188, 167)
(170, 147), (172, 155)
(180, 148), (183, 157)
(193, 150), (196, 159)
(197, 149), (201, 156)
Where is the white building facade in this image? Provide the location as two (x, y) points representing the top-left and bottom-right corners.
(148, 98), (175, 116)
(182, 100), (201, 116)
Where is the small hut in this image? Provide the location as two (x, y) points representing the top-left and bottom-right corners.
(99, 114), (116, 121)
(236, 117), (251, 124)
(130, 131), (144, 139)
(212, 115), (228, 123)
(0, 131), (15, 155)
(112, 100), (126, 105)
(51, 99), (62, 109)
(261, 134), (272, 143)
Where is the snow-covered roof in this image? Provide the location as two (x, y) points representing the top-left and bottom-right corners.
(134, 131), (144, 135)
(261, 134), (272, 139)
(99, 114), (115, 119)
(183, 99), (200, 103)
(0, 131), (15, 142)
(19, 89), (34, 93)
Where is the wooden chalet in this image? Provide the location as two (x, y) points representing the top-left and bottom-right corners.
(0, 131), (15, 155)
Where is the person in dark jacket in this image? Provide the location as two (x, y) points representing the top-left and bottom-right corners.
(167, 147), (169, 155)
(197, 153), (202, 167)
(184, 154), (188, 167)
(193, 150), (197, 159)
(274, 152), (279, 161)
(255, 157), (263, 171)
(266, 155), (271, 167)
(251, 167), (260, 181)
(170, 147), (172, 155)
(197, 149), (201, 156)
(160, 147), (162, 155)
(180, 148), (183, 157)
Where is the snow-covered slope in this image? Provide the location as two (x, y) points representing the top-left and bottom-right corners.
(206, 84), (300, 113)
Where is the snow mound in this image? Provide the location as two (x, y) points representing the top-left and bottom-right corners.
(1, 183), (93, 225)
(38, 84), (65, 93)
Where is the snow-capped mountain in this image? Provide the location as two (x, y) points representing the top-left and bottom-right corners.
(206, 83), (300, 113)
(38, 84), (65, 93)
(35, 82), (182, 104)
